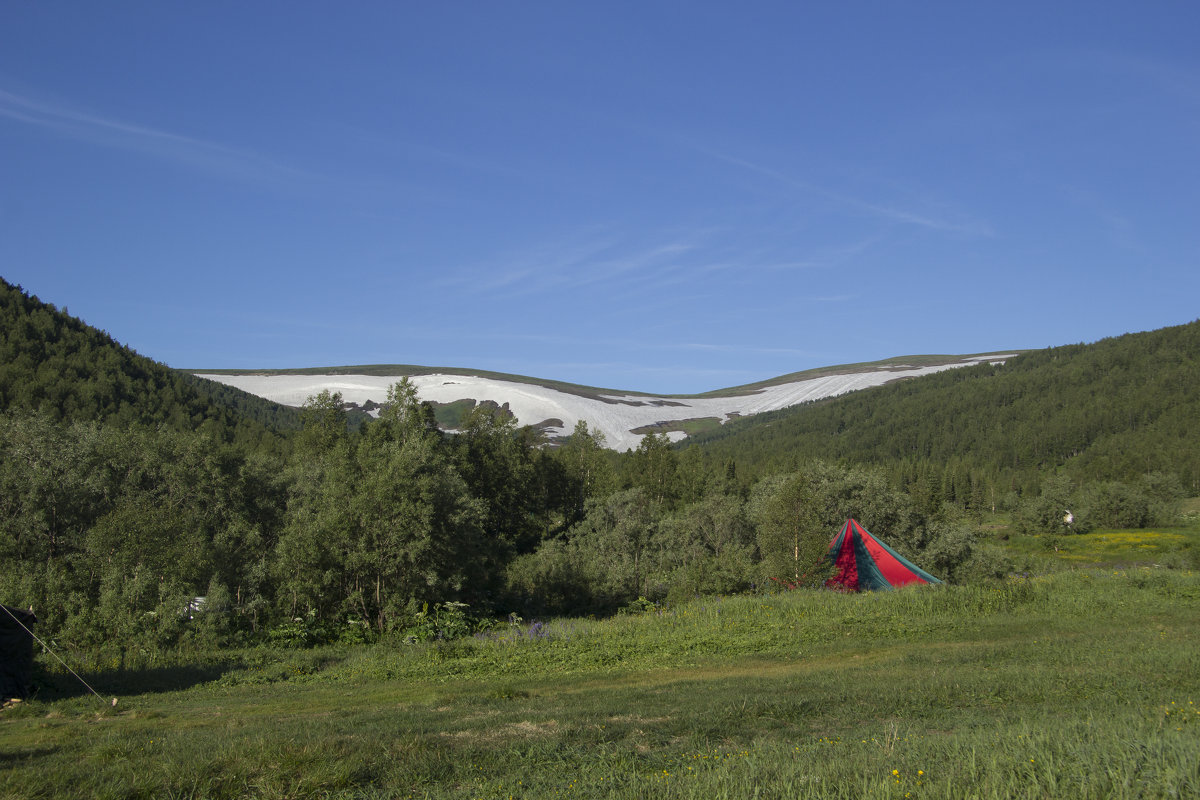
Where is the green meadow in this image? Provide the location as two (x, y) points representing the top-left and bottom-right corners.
(3, 564), (1198, 800)
(995, 498), (1200, 571)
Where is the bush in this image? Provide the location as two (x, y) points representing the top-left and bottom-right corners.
(267, 610), (328, 648)
(1015, 473), (1186, 533)
(619, 596), (658, 615)
(402, 602), (478, 643)
(1012, 476), (1088, 534)
(1079, 482), (1153, 529)
(664, 556), (758, 604)
(959, 542), (1016, 581)
(337, 618), (374, 646)
(505, 539), (604, 617)
(918, 522), (977, 583)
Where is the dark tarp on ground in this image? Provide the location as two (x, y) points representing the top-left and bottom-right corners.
(0, 605), (37, 699)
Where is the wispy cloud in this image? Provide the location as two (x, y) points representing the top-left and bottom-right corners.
(439, 222), (879, 312)
(759, 236), (883, 272)
(0, 86), (305, 185)
(696, 146), (994, 237)
(448, 235), (622, 293)
(441, 232), (701, 298)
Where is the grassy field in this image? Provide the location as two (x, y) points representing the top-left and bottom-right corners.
(3, 564), (1198, 799)
(983, 499), (1200, 572)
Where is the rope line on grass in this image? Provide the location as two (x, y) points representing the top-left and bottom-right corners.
(2, 604), (107, 704)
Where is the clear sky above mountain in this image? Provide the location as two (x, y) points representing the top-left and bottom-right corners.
(2, 2), (1197, 393)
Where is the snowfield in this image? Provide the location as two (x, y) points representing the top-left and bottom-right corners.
(197, 356), (1013, 451)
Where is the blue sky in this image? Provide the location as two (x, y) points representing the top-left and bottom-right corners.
(2, 2), (1197, 393)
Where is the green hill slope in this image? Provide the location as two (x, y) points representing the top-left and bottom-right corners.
(0, 278), (299, 449)
(687, 320), (1200, 492)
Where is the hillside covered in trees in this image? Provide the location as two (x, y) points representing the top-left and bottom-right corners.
(687, 320), (1200, 499)
(0, 278), (300, 452)
(0, 278), (1194, 657)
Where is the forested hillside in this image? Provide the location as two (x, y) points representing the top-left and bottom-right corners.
(0, 278), (299, 451)
(687, 320), (1200, 495)
(0, 278), (1194, 658)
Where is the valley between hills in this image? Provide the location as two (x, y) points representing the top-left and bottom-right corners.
(196, 352), (1017, 451)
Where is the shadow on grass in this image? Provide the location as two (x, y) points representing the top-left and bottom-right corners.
(32, 659), (241, 700)
(0, 747), (61, 763)
(30, 646), (356, 701)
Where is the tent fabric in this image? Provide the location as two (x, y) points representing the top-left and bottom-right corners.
(0, 605), (37, 700)
(825, 519), (941, 592)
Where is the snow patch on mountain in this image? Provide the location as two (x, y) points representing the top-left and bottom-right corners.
(197, 355), (1013, 451)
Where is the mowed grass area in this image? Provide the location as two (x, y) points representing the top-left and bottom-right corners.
(3, 568), (1198, 799)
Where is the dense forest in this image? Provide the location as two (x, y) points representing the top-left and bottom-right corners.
(1, 279), (1194, 656)
(688, 320), (1200, 498)
(0, 279), (299, 453)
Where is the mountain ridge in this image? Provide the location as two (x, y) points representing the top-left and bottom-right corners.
(195, 353), (1018, 451)
(188, 350), (1025, 399)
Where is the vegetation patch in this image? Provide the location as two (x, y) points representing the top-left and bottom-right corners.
(629, 417), (724, 437)
(3, 278), (1200, 797)
(1060, 530), (1189, 560)
(2, 570), (1197, 799)
(999, 522), (1199, 569)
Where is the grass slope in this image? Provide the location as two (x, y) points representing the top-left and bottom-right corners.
(3, 568), (1197, 799)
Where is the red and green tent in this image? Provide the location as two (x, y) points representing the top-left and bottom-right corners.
(825, 518), (942, 592)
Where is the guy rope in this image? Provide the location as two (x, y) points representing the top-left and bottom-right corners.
(1, 604), (113, 707)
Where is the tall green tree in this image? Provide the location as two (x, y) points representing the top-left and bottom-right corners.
(296, 389), (349, 454)
(453, 403), (543, 555)
(567, 488), (664, 603)
(658, 493), (757, 598)
(276, 381), (488, 633)
(275, 390), (356, 622)
(557, 420), (611, 524)
(750, 472), (827, 586)
(629, 431), (680, 508)
(0, 411), (284, 649)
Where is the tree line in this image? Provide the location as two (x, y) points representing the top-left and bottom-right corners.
(6, 376), (1184, 656)
(0, 278), (1193, 656)
(0, 389), (987, 655)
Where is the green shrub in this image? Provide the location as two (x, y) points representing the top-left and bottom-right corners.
(402, 601), (475, 642)
(1013, 476), (1089, 534)
(1080, 481), (1154, 528)
(267, 610), (328, 648)
(505, 539), (604, 617)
